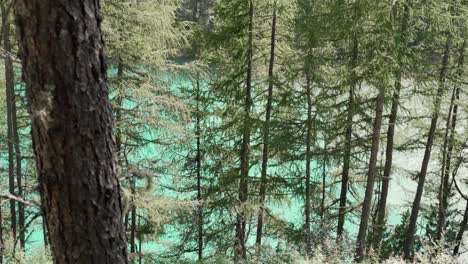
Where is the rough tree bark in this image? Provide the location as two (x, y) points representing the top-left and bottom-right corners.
(256, 6), (276, 252)
(403, 37), (451, 259)
(337, 37), (358, 238)
(355, 86), (385, 262)
(14, 1), (128, 263)
(234, 0), (254, 262)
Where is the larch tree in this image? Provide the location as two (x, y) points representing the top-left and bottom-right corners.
(372, 0), (412, 250)
(293, 0), (317, 253)
(255, 2), (277, 253)
(1, 0), (16, 245)
(436, 38), (465, 242)
(336, 0), (362, 238)
(1, 0), (26, 249)
(402, 3), (454, 257)
(14, 1), (128, 263)
(354, 1), (397, 260)
(235, 0), (254, 260)
(102, 1), (189, 260)
(2, 0), (468, 262)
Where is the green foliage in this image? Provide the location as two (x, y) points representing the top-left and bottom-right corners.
(381, 210), (422, 259)
(2, 0), (468, 263)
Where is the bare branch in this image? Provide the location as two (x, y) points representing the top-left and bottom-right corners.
(0, 194), (40, 207)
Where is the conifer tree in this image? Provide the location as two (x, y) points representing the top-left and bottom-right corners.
(372, 0), (412, 250)
(403, 5), (454, 258)
(14, 0), (128, 262)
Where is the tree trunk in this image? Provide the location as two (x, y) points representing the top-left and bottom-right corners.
(304, 71), (313, 255)
(115, 62), (124, 157)
(234, 1), (254, 262)
(138, 215), (142, 264)
(43, 215), (49, 248)
(373, 0), (410, 249)
(115, 62), (129, 248)
(321, 139), (327, 219)
(403, 37), (451, 259)
(130, 188), (136, 257)
(2, 0), (17, 242)
(2, 0), (24, 246)
(9, 39), (25, 250)
(436, 40), (464, 241)
(355, 86), (385, 262)
(453, 201), (468, 255)
(337, 37), (358, 238)
(14, 1), (128, 263)
(0, 196), (3, 263)
(196, 76), (203, 260)
(13, 102), (24, 250)
(256, 6), (276, 253)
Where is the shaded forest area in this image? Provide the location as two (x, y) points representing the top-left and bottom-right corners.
(0, 0), (468, 263)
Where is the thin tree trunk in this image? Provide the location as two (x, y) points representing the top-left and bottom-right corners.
(196, 76), (203, 260)
(436, 86), (455, 242)
(193, 17), (204, 262)
(2, 0), (24, 246)
(115, 62), (135, 258)
(373, 0), (411, 249)
(436, 40), (464, 241)
(304, 71), (313, 256)
(42, 215), (49, 248)
(115, 62), (128, 243)
(355, 86), (385, 262)
(138, 215), (142, 264)
(256, 6), (276, 253)
(10, 49), (25, 250)
(235, 1), (254, 262)
(14, 1), (128, 263)
(2, 0), (17, 243)
(337, 37), (358, 238)
(0, 196), (3, 263)
(403, 37), (451, 259)
(115, 62), (124, 157)
(12, 76), (25, 250)
(130, 210), (136, 256)
(321, 139), (327, 219)
(130, 176), (136, 257)
(453, 200), (468, 255)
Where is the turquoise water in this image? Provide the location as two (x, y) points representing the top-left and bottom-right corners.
(17, 70), (410, 260)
